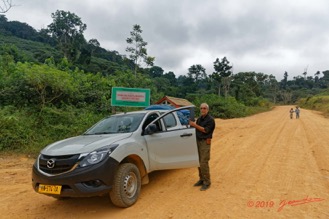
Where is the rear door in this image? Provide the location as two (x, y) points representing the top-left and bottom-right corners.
(143, 106), (199, 171)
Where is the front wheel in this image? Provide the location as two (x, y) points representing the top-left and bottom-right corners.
(109, 163), (141, 207)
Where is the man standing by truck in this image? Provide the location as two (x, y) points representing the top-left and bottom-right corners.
(189, 103), (216, 191)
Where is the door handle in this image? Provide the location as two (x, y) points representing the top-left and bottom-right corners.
(180, 133), (193, 137)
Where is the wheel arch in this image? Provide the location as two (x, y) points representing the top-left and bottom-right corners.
(121, 154), (149, 185)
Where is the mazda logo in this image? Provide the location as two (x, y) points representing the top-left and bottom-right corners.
(47, 159), (56, 169)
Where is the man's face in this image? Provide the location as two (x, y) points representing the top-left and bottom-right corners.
(200, 105), (208, 116)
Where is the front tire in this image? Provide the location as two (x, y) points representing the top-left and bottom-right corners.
(109, 163), (141, 207)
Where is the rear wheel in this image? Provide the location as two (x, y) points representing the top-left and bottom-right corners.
(109, 163), (141, 207)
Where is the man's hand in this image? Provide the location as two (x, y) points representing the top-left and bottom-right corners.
(189, 120), (206, 133)
(189, 120), (196, 127)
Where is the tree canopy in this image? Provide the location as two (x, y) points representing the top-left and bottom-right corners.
(47, 10), (87, 63)
(126, 24), (154, 76)
(0, 11), (328, 111)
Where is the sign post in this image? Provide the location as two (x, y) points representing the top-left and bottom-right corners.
(111, 87), (150, 107)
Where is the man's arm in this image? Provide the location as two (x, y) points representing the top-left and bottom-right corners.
(189, 120), (206, 133)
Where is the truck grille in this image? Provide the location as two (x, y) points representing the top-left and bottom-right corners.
(39, 154), (80, 175)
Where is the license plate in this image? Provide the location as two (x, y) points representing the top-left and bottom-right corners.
(38, 184), (62, 195)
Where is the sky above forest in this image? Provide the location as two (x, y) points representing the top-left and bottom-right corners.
(5, 0), (329, 80)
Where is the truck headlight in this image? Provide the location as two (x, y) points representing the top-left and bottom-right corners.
(79, 144), (118, 168)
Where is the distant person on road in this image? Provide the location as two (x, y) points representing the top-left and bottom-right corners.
(289, 108), (294, 119)
(189, 103), (215, 191)
(295, 106), (300, 119)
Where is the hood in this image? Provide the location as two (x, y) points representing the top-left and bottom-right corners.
(41, 133), (132, 156)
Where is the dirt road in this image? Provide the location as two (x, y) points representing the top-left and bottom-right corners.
(1, 106), (329, 219)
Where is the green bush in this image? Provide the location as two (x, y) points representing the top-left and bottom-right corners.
(0, 106), (34, 151)
(188, 94), (244, 118)
(0, 105), (105, 154)
(211, 97), (248, 118)
(298, 95), (329, 117)
(187, 94), (272, 119)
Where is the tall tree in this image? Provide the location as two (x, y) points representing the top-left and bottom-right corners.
(322, 70), (329, 81)
(88, 38), (100, 56)
(47, 10), (87, 62)
(211, 57), (232, 97)
(314, 71), (321, 86)
(187, 64), (208, 92)
(279, 90), (293, 104)
(280, 71), (288, 89)
(266, 74), (279, 104)
(187, 64), (206, 82)
(177, 75), (195, 97)
(149, 66), (164, 78)
(163, 71), (177, 86)
(0, 0), (12, 13)
(126, 24), (154, 76)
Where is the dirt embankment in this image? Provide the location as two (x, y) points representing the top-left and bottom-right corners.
(1, 106), (328, 218)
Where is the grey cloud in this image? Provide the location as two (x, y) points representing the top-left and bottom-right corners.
(5, 0), (329, 79)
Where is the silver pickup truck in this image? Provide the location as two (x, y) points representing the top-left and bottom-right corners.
(32, 106), (199, 207)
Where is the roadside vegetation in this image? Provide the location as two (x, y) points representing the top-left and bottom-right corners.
(298, 92), (329, 117)
(1, 10), (328, 154)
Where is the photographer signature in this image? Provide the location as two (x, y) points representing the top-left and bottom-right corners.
(277, 196), (325, 212)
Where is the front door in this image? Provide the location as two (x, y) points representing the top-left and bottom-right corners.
(143, 107), (199, 171)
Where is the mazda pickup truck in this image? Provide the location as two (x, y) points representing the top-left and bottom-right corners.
(32, 106), (199, 207)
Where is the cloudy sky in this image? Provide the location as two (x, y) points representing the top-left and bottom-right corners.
(5, 0), (329, 80)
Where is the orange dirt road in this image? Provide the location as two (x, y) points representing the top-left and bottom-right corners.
(1, 106), (329, 218)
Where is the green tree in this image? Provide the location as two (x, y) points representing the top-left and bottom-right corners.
(152, 77), (170, 95)
(47, 10), (87, 62)
(0, 13), (6, 24)
(177, 75), (195, 97)
(280, 71), (288, 89)
(5, 20), (38, 40)
(149, 66), (164, 78)
(211, 57), (232, 97)
(88, 38), (100, 56)
(314, 71), (321, 87)
(126, 24), (154, 76)
(163, 71), (177, 86)
(72, 70), (114, 111)
(16, 62), (76, 109)
(0, 46), (16, 73)
(0, 44), (27, 63)
(279, 90), (293, 104)
(187, 64), (206, 82)
(322, 70), (329, 86)
(187, 64), (209, 93)
(266, 74), (279, 104)
(230, 72), (265, 104)
(0, 53), (16, 105)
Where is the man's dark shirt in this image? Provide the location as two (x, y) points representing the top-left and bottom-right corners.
(196, 114), (215, 140)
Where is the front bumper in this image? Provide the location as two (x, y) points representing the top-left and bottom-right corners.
(32, 156), (119, 197)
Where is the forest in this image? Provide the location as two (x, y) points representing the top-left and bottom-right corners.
(1, 10), (329, 153)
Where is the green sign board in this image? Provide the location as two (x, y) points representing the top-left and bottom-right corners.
(111, 87), (150, 107)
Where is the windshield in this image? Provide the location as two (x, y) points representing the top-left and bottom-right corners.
(84, 113), (146, 134)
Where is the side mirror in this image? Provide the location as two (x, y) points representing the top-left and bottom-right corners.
(145, 124), (158, 135)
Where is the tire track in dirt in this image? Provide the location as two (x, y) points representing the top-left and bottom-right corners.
(299, 110), (329, 177)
